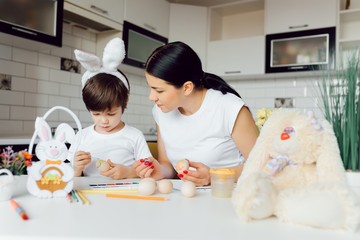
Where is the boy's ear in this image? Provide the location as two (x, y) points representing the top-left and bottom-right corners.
(183, 81), (194, 96)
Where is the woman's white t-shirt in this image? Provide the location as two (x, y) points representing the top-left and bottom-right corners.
(153, 89), (245, 169)
(68, 124), (151, 177)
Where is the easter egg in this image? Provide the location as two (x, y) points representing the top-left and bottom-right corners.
(175, 159), (189, 173)
(181, 181), (196, 198)
(96, 159), (105, 168)
(157, 179), (173, 194)
(96, 160), (110, 172)
(138, 178), (157, 196)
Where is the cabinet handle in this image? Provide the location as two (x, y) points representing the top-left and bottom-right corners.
(90, 5), (108, 15)
(224, 71), (241, 74)
(144, 23), (156, 31)
(289, 24), (309, 29)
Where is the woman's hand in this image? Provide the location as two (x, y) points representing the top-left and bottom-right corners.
(73, 151), (91, 176)
(99, 160), (136, 180)
(133, 157), (165, 180)
(178, 160), (211, 186)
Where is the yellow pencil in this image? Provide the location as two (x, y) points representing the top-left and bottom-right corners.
(76, 190), (91, 205)
(106, 194), (167, 201)
(79, 189), (138, 194)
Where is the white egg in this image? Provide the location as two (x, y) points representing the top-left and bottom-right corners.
(138, 178), (157, 195)
(181, 181), (196, 198)
(157, 179), (173, 194)
(175, 159), (189, 173)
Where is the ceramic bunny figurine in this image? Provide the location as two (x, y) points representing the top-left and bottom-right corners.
(27, 117), (75, 198)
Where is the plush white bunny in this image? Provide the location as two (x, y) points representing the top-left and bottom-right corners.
(27, 117), (76, 198)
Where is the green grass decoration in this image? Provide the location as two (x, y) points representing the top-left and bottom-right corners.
(319, 48), (360, 171)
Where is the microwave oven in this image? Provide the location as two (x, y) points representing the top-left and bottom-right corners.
(122, 21), (168, 69)
(0, 0), (63, 47)
(265, 27), (336, 73)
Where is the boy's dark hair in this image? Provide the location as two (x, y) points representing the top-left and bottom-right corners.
(82, 70), (130, 113)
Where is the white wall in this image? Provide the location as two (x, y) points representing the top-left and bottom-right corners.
(0, 22), (155, 135)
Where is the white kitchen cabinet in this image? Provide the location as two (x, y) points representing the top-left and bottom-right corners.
(207, 0), (265, 77)
(207, 37), (265, 77)
(66, 0), (124, 24)
(338, 0), (360, 51)
(124, 0), (170, 37)
(265, 0), (337, 34)
(169, 4), (207, 68)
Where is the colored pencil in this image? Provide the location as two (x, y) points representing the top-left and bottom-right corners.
(70, 190), (79, 202)
(76, 190), (91, 205)
(73, 190), (83, 204)
(79, 189), (138, 194)
(9, 199), (29, 220)
(66, 193), (73, 203)
(106, 194), (167, 201)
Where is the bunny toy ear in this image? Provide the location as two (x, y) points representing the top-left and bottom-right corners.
(102, 37), (126, 72)
(35, 117), (52, 142)
(55, 123), (76, 144)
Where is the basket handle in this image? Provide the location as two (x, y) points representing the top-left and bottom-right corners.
(28, 106), (82, 154)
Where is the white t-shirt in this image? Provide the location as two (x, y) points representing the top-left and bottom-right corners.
(153, 89), (245, 169)
(68, 124), (151, 177)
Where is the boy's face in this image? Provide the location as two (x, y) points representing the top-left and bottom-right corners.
(90, 106), (124, 134)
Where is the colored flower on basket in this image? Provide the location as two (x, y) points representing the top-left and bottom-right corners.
(0, 146), (32, 175)
(256, 108), (273, 129)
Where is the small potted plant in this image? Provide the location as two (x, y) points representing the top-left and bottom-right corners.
(318, 48), (360, 187)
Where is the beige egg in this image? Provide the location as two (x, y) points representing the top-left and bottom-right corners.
(157, 179), (173, 194)
(181, 181), (196, 198)
(175, 159), (189, 173)
(138, 178), (157, 196)
(97, 160), (110, 172)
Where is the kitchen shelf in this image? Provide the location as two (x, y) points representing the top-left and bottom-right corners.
(338, 7), (360, 50)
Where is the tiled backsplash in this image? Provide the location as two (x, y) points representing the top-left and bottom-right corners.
(0, 23), (154, 135)
(0, 23), (324, 136)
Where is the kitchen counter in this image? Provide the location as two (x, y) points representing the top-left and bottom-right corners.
(1, 176), (359, 240)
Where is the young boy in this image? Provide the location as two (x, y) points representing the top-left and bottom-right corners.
(68, 38), (152, 179)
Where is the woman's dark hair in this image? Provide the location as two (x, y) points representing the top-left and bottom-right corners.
(145, 41), (241, 98)
(82, 70), (130, 112)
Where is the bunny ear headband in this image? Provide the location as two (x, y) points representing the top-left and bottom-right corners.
(74, 37), (129, 90)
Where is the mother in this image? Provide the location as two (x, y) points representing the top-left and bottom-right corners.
(134, 41), (259, 186)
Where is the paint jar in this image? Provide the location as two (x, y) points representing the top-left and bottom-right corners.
(210, 168), (236, 198)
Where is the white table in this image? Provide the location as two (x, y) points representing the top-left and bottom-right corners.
(0, 176), (359, 240)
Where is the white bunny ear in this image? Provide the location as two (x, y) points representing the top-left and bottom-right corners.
(102, 37), (125, 72)
(74, 49), (101, 72)
(35, 117), (52, 142)
(55, 123), (76, 144)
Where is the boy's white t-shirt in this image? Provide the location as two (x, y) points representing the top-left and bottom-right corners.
(153, 89), (245, 169)
(68, 124), (151, 177)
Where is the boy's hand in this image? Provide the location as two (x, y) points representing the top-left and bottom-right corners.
(73, 151), (91, 176)
(100, 160), (135, 180)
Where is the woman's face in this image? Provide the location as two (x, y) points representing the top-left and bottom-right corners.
(146, 73), (183, 113)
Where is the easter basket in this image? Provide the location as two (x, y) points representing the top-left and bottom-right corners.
(36, 166), (67, 192)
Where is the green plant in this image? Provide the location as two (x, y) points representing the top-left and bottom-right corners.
(318, 48), (360, 171)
